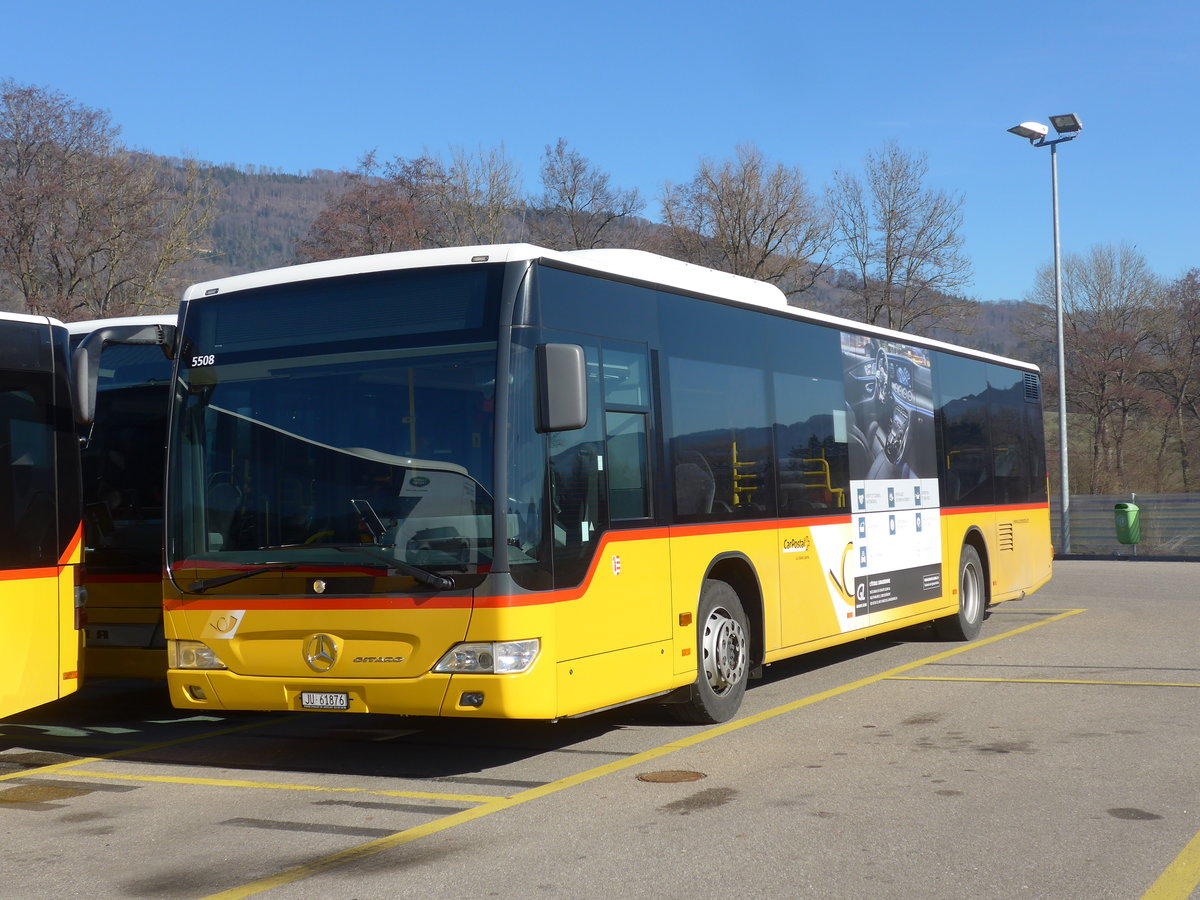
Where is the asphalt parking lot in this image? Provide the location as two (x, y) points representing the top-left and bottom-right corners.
(2, 559), (1197, 899)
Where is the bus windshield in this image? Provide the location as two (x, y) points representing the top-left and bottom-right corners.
(165, 265), (503, 593)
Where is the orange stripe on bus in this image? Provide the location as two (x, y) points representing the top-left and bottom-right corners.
(155, 501), (1052, 617)
(0, 566), (61, 582)
(0, 524), (85, 582)
(57, 523), (84, 565)
(940, 502), (1049, 516)
(160, 512), (908, 614)
(164, 594), (475, 612)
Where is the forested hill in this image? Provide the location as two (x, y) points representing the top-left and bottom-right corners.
(179, 164), (348, 280)
(182, 163), (1041, 363)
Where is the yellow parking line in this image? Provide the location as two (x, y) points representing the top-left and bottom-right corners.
(0, 716), (279, 783)
(202, 609), (1085, 899)
(1141, 828), (1200, 900)
(63, 769), (495, 804)
(890, 676), (1200, 688)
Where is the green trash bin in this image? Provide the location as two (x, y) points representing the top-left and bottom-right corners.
(1114, 502), (1140, 545)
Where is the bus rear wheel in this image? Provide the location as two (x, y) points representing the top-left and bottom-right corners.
(671, 579), (749, 724)
(934, 544), (985, 641)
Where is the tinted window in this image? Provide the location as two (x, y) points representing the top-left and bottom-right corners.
(187, 265), (503, 359)
(80, 343), (171, 572)
(769, 320), (849, 516)
(935, 353), (1045, 507)
(547, 341), (606, 587)
(532, 266), (658, 342)
(0, 375), (58, 567)
(935, 353), (993, 507)
(169, 267), (503, 587)
(661, 295), (773, 521)
(506, 333), (552, 590)
(603, 341), (652, 522)
(606, 411), (649, 520)
(988, 365), (1044, 505)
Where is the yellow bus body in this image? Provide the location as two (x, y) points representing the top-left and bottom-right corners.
(0, 529), (83, 719)
(165, 501), (1050, 720)
(82, 575), (165, 679)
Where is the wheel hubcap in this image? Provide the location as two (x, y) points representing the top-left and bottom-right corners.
(962, 562), (981, 621)
(702, 607), (747, 696)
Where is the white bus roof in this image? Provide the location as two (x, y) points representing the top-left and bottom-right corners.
(181, 244), (1037, 372)
(0, 310), (65, 328)
(182, 244), (788, 309)
(66, 314), (176, 334)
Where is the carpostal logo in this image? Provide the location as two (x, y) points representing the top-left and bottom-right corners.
(782, 537), (809, 554)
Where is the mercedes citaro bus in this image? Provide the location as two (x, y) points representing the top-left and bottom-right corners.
(74, 245), (1052, 724)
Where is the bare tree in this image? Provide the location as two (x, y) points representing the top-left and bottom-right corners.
(297, 151), (437, 261)
(0, 80), (216, 319)
(1027, 242), (1159, 492)
(422, 144), (522, 247)
(1144, 269), (1200, 490)
(827, 142), (972, 333)
(659, 143), (830, 296)
(301, 144), (523, 258)
(532, 138), (644, 250)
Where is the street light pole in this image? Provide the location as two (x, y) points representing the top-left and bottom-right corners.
(1049, 141), (1070, 554)
(1008, 114), (1082, 555)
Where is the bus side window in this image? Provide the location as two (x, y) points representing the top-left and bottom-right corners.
(773, 371), (848, 515)
(0, 387), (57, 566)
(602, 344), (652, 522)
(606, 411), (649, 520)
(550, 343), (605, 588)
(935, 353), (993, 508)
(667, 357), (771, 522)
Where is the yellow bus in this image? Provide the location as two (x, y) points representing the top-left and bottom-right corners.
(103, 245), (1051, 724)
(70, 317), (174, 679)
(0, 312), (85, 718)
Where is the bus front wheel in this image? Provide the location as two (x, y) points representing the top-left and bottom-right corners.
(672, 579), (749, 724)
(934, 544), (986, 641)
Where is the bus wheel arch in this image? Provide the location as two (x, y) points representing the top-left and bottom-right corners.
(935, 533), (989, 641)
(670, 555), (761, 724)
(705, 554), (764, 670)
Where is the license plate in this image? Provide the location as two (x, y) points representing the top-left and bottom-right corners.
(300, 691), (349, 710)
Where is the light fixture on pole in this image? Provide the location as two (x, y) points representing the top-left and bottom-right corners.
(1008, 113), (1082, 555)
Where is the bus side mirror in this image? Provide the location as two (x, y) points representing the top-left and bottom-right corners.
(535, 343), (587, 433)
(73, 323), (178, 425)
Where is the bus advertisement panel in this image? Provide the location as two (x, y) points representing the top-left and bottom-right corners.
(841, 334), (942, 618)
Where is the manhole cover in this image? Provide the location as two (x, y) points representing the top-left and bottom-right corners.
(636, 770), (706, 783)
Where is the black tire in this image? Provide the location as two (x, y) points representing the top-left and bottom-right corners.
(934, 544), (986, 641)
(671, 579), (750, 724)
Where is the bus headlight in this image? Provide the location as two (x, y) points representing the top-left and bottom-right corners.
(433, 639), (539, 674)
(168, 640), (228, 670)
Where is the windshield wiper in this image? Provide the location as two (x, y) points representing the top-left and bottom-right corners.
(187, 545), (455, 593)
(333, 545), (455, 591)
(187, 563), (298, 593)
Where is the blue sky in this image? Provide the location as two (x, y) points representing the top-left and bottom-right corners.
(6, 0), (1198, 301)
